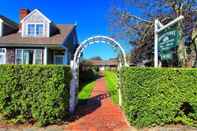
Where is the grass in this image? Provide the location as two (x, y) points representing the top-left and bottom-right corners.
(78, 81), (96, 100)
(104, 71), (119, 104)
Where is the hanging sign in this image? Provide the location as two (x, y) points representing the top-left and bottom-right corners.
(158, 26), (180, 60)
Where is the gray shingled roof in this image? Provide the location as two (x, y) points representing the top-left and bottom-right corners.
(0, 15), (18, 28)
(0, 24), (75, 46)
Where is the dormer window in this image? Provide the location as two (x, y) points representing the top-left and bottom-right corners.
(27, 24), (35, 36)
(36, 24), (44, 35)
(27, 23), (44, 37)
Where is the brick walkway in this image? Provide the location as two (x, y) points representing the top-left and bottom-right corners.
(65, 77), (129, 131)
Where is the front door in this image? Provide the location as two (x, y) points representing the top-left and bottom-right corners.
(0, 48), (6, 64)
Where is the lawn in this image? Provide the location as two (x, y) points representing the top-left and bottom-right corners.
(78, 81), (96, 100)
(104, 71), (119, 104)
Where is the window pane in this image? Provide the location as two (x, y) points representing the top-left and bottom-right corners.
(36, 24), (43, 36)
(34, 49), (42, 64)
(27, 24), (35, 36)
(16, 49), (23, 64)
(16, 49), (34, 64)
(55, 55), (64, 64)
(23, 50), (33, 64)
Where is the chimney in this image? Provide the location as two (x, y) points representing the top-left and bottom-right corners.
(20, 8), (30, 21)
(19, 8), (30, 31)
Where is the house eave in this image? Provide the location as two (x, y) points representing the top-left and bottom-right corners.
(0, 43), (63, 48)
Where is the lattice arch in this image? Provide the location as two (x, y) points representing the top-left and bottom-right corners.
(69, 35), (128, 113)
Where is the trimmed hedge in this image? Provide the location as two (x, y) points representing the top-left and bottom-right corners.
(104, 71), (119, 104)
(121, 67), (197, 128)
(0, 65), (71, 126)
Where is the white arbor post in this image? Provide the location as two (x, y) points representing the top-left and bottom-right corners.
(0, 20), (2, 37)
(154, 15), (184, 67)
(154, 19), (159, 68)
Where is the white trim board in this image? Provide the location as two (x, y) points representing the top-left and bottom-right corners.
(0, 48), (6, 64)
(0, 22), (2, 37)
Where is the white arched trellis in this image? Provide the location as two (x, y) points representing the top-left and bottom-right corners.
(69, 35), (128, 113)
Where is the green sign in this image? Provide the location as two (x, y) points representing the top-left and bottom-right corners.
(160, 52), (173, 60)
(158, 26), (180, 60)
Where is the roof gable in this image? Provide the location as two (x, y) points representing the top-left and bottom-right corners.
(20, 9), (51, 23)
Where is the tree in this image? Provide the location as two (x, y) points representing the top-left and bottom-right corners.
(108, 0), (197, 67)
(90, 56), (103, 60)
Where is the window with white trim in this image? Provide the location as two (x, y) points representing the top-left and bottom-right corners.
(54, 55), (64, 64)
(27, 24), (44, 37)
(34, 49), (42, 64)
(16, 49), (23, 64)
(16, 49), (43, 64)
(36, 24), (44, 36)
(27, 24), (35, 36)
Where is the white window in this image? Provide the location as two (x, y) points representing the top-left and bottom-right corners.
(36, 24), (44, 36)
(0, 48), (6, 64)
(34, 49), (43, 64)
(23, 50), (33, 64)
(16, 49), (43, 64)
(27, 24), (35, 36)
(16, 49), (23, 64)
(54, 55), (64, 64)
(27, 23), (44, 37)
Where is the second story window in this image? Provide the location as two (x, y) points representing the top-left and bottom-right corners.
(27, 23), (44, 37)
(27, 24), (35, 36)
(36, 24), (44, 36)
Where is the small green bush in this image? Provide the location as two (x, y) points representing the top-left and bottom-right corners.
(79, 67), (98, 83)
(0, 65), (71, 126)
(121, 67), (197, 128)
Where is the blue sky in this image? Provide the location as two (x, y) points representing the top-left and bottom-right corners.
(0, 0), (131, 60)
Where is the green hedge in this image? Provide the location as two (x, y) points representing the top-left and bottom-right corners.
(0, 65), (71, 126)
(121, 67), (197, 128)
(104, 71), (118, 104)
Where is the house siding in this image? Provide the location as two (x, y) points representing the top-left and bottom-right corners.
(22, 11), (50, 37)
(6, 48), (15, 64)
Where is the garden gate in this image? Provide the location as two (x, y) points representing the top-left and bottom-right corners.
(69, 35), (128, 113)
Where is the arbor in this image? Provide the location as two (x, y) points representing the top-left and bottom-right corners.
(109, 0), (197, 67)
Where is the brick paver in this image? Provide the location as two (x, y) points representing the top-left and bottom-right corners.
(65, 77), (129, 131)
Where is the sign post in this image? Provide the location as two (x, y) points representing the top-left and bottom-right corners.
(154, 16), (184, 67)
